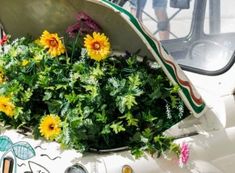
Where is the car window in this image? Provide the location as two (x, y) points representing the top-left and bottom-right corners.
(115, 0), (235, 74)
(122, 0), (195, 40)
(204, 0), (235, 34)
(180, 0), (235, 73)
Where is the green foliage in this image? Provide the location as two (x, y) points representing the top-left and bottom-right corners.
(0, 36), (189, 158)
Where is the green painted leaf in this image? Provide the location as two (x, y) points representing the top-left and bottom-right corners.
(12, 141), (35, 160)
(0, 136), (13, 151)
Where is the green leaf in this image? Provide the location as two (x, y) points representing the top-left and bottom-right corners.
(21, 88), (33, 102)
(170, 95), (179, 108)
(170, 143), (180, 155)
(57, 121), (71, 147)
(171, 84), (180, 94)
(70, 116), (83, 128)
(110, 121), (126, 134)
(95, 113), (107, 123)
(149, 87), (161, 101)
(83, 106), (94, 118)
(125, 112), (138, 126)
(91, 64), (104, 79)
(123, 94), (137, 110)
(154, 135), (163, 146)
(117, 94), (137, 113)
(61, 102), (70, 117)
(65, 93), (80, 103)
(101, 125), (111, 135)
(43, 91), (52, 101)
(128, 73), (142, 88)
(46, 100), (63, 113)
(126, 55), (137, 66)
(142, 112), (158, 123)
(142, 128), (152, 138)
(107, 78), (126, 96)
(140, 136), (148, 143)
(84, 85), (98, 99)
(131, 148), (144, 159)
(56, 84), (68, 90)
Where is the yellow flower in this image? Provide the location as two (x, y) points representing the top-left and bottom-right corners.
(39, 30), (65, 57)
(39, 114), (62, 140)
(0, 96), (15, 117)
(84, 32), (110, 61)
(21, 60), (29, 66)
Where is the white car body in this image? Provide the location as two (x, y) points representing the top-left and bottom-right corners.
(0, 0), (235, 173)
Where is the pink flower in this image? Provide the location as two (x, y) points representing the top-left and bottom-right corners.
(0, 34), (8, 46)
(179, 142), (189, 167)
(66, 12), (102, 37)
(75, 12), (91, 21)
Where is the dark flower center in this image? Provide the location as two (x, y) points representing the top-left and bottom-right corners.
(92, 42), (101, 50)
(49, 38), (58, 47)
(49, 124), (55, 130)
(2, 104), (7, 108)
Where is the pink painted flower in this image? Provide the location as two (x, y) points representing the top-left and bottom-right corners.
(0, 34), (8, 46)
(66, 12), (102, 37)
(179, 142), (189, 167)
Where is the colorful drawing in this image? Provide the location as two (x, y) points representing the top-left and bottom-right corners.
(0, 136), (35, 173)
(3, 157), (14, 173)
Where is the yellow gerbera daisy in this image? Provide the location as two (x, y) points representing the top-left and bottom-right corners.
(39, 114), (62, 140)
(84, 32), (110, 61)
(39, 30), (65, 57)
(0, 96), (15, 117)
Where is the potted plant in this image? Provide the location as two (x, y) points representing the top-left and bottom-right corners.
(0, 12), (190, 164)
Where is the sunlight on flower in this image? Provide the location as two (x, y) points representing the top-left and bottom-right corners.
(0, 96), (15, 117)
(84, 32), (110, 61)
(39, 30), (65, 57)
(21, 59), (29, 66)
(39, 114), (62, 140)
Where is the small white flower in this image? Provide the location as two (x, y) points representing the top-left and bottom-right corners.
(178, 101), (184, 119)
(166, 103), (172, 119)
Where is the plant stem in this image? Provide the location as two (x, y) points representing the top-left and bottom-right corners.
(71, 33), (80, 62)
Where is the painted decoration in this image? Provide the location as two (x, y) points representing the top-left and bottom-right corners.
(0, 136), (35, 173)
(0, 131), (84, 173)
